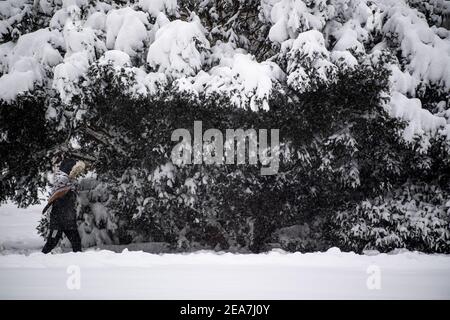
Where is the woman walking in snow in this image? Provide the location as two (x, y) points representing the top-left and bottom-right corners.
(41, 158), (85, 254)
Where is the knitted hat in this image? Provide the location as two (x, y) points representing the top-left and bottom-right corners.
(59, 159), (77, 175)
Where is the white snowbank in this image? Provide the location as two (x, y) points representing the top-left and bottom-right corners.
(0, 201), (449, 299)
(0, 203), (44, 254)
(0, 248), (449, 299)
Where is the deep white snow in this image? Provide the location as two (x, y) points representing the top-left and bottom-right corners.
(0, 203), (44, 254)
(0, 203), (450, 299)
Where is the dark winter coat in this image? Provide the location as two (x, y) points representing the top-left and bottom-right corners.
(49, 189), (78, 230)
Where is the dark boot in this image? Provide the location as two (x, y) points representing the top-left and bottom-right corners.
(42, 230), (63, 254)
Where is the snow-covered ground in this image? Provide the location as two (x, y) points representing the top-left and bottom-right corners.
(1, 203), (450, 299)
(0, 203), (44, 254)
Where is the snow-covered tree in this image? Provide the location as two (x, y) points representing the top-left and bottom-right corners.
(0, 0), (449, 252)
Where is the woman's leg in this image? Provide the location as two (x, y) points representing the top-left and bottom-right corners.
(42, 229), (63, 254)
(64, 229), (82, 252)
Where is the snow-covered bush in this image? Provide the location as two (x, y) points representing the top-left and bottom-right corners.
(406, 0), (450, 28)
(176, 49), (284, 111)
(76, 177), (118, 248)
(267, 0), (332, 43)
(334, 182), (450, 253)
(0, 90), (66, 206)
(146, 15), (210, 79)
(55, 57), (408, 252)
(278, 29), (337, 93)
(272, 221), (328, 252)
